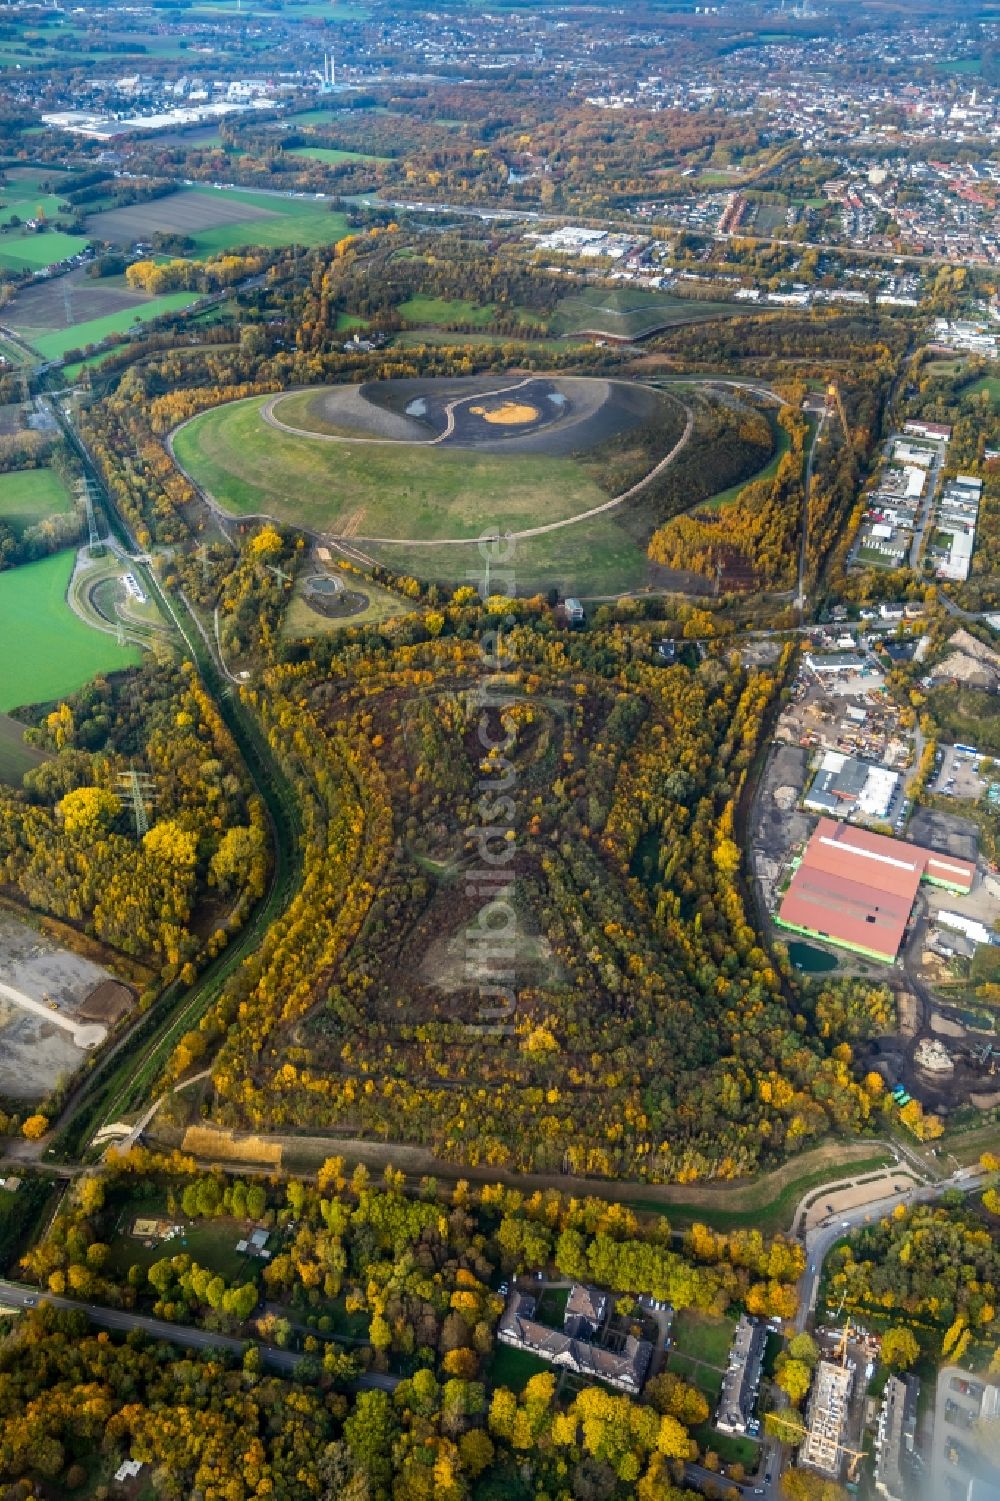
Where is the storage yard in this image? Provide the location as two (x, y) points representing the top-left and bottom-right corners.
(0, 909), (134, 1102)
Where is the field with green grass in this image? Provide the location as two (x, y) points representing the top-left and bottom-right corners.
(171, 394), (610, 541)
(104, 1213), (264, 1283)
(699, 410), (793, 511)
(0, 229), (88, 273)
(0, 711), (47, 785)
(281, 574), (412, 638)
(691, 1423), (759, 1467)
(489, 1344), (554, 1392)
(665, 1310), (736, 1404)
(0, 550), (140, 713)
(670, 1308), (737, 1369)
(393, 329), (582, 353)
(967, 375), (1000, 405)
(18, 291), (201, 361)
(83, 185), (350, 261)
(0, 466), (73, 533)
(291, 145), (390, 166)
(551, 287), (737, 340)
(0, 1178), (55, 1274)
(183, 188), (349, 257)
(366, 514), (652, 597)
(397, 296), (502, 327)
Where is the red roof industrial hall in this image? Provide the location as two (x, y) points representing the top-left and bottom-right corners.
(777, 819), (975, 963)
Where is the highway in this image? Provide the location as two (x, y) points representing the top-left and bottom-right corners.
(0, 1278), (399, 1390)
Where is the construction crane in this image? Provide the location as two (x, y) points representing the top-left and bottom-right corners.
(833, 1312), (856, 1366)
(840, 1441), (869, 1483)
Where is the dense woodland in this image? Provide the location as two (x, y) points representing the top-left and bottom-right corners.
(826, 1198), (1000, 1373)
(4, 1147), (808, 1499)
(153, 609), (897, 1182)
(0, 663), (268, 1125)
(17, 245), (909, 1180)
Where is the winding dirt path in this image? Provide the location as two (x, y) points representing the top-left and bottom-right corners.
(261, 373), (543, 448)
(258, 378), (695, 546)
(335, 402), (695, 546)
(170, 375), (782, 550)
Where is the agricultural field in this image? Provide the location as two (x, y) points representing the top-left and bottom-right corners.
(3, 265), (202, 360)
(170, 375), (672, 543)
(0, 168), (92, 271)
(0, 711), (47, 785)
(0, 466), (73, 534)
(0, 550), (140, 713)
(550, 287), (738, 340)
(0, 230), (88, 274)
(85, 185), (350, 258)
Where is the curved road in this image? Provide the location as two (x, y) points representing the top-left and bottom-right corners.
(0, 1278), (398, 1390)
(171, 373), (786, 551)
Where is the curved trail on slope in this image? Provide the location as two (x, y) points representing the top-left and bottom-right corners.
(262, 373), (542, 448)
(172, 376), (780, 548)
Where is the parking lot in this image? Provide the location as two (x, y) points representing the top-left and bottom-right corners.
(931, 745), (987, 803)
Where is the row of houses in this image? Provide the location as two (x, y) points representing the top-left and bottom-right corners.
(715, 1315), (766, 1436)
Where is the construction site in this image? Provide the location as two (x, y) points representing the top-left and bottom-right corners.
(801, 1317), (878, 1485)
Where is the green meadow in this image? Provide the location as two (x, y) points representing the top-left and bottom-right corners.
(0, 467), (73, 533)
(0, 551), (140, 712)
(19, 292), (201, 361)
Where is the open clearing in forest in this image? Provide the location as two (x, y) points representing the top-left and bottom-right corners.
(0, 551), (140, 713)
(550, 286), (738, 340)
(0, 908), (124, 1103)
(0, 467), (73, 534)
(290, 145), (390, 166)
(85, 185), (350, 257)
(0, 713), (46, 786)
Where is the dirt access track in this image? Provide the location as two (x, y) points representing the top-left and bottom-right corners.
(254, 374), (695, 547)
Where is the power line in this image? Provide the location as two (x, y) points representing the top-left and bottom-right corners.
(116, 766), (157, 840)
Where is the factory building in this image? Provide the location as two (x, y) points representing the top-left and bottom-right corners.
(777, 819), (975, 963)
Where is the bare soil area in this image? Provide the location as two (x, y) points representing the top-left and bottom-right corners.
(4, 266), (149, 332)
(0, 909), (118, 1102)
(86, 189), (277, 245)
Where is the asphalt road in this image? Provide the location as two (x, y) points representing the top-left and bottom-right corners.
(795, 1165), (988, 1334)
(908, 440), (946, 570)
(0, 1279), (398, 1390)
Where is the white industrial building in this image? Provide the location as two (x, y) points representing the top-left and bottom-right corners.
(938, 911), (993, 947)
